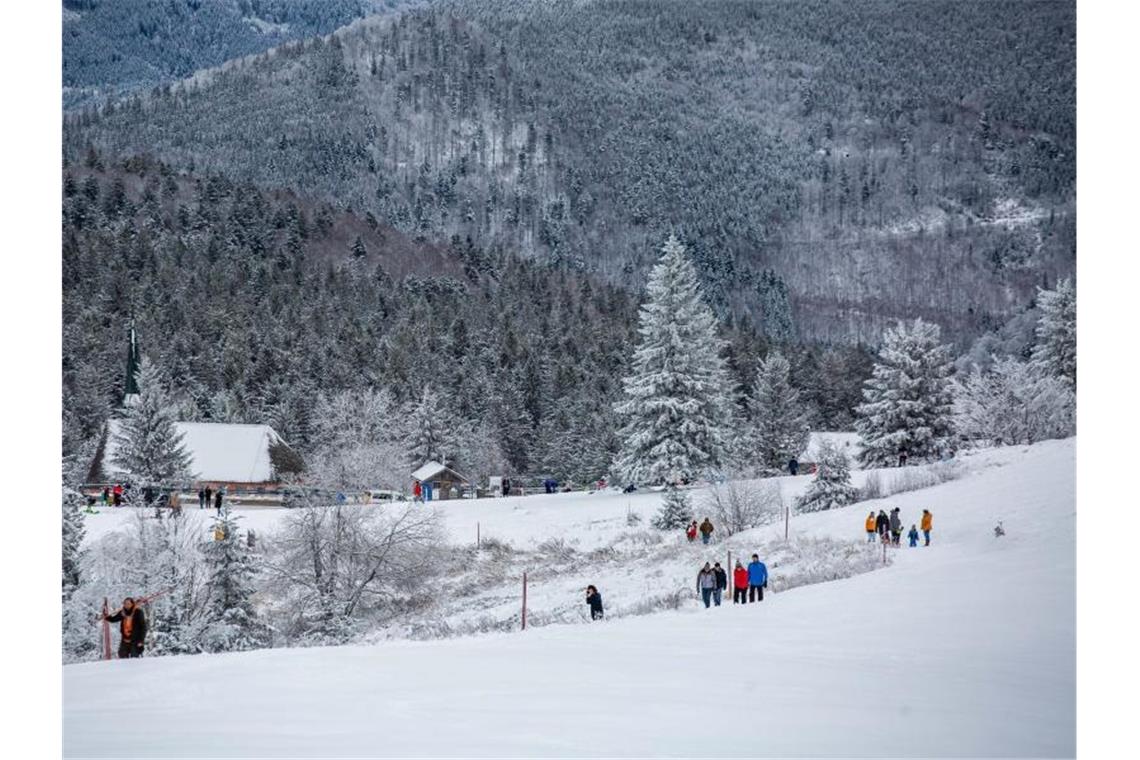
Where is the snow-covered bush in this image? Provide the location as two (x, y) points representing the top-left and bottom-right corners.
(886, 461), (961, 495)
(952, 357), (1074, 446)
(704, 480), (783, 536)
(266, 504), (443, 641)
(859, 471), (883, 501)
(651, 487), (693, 530)
(795, 440), (858, 513)
(765, 536), (883, 592)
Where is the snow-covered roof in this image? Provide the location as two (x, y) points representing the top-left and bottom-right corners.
(412, 460), (468, 483)
(800, 431), (862, 462)
(102, 420), (285, 483)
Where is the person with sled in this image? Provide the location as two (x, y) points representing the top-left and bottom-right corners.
(908, 525), (920, 547)
(712, 562), (727, 606)
(696, 563), (718, 609)
(747, 554), (768, 602)
(103, 597), (147, 659)
(686, 520), (698, 542)
(699, 517), (715, 545)
(865, 511), (877, 542)
(585, 585), (604, 620)
(732, 560), (749, 604)
(889, 507), (903, 545)
(921, 509), (933, 546)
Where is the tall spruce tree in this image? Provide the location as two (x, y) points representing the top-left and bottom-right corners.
(203, 514), (269, 652)
(651, 486), (694, 530)
(1031, 278), (1076, 387)
(112, 356), (194, 487)
(745, 351), (811, 474)
(402, 386), (458, 468)
(794, 439), (858, 513)
(613, 235), (733, 484)
(856, 319), (956, 467)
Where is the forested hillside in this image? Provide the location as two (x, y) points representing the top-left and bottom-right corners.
(64, 0), (1076, 344)
(61, 154), (873, 481)
(62, 0), (418, 108)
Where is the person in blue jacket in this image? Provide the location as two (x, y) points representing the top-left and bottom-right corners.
(585, 585), (604, 620)
(747, 554), (768, 602)
(907, 525), (920, 547)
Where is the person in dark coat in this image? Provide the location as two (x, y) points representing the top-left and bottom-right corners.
(197, 489), (206, 509)
(712, 562), (727, 607)
(788, 458), (799, 476)
(204, 486), (213, 510)
(699, 517), (715, 545)
(502, 478), (511, 497)
(585, 585), (604, 620)
(889, 507), (903, 545)
(104, 597), (147, 658)
(214, 488), (224, 513)
(875, 510), (890, 538)
(898, 447), (909, 467)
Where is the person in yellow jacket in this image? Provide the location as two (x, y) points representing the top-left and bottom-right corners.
(865, 512), (877, 543)
(921, 509), (933, 546)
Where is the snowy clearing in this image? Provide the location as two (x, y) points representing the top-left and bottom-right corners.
(65, 439), (1074, 757)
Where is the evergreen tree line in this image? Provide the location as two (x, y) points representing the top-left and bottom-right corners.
(63, 0), (1075, 344)
(62, 162), (874, 488)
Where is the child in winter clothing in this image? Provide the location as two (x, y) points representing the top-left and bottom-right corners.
(908, 525), (920, 547)
(732, 561), (749, 604)
(686, 521), (698, 542)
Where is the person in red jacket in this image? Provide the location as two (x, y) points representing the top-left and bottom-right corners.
(732, 560), (749, 604)
(412, 480), (422, 502)
(685, 521), (698, 542)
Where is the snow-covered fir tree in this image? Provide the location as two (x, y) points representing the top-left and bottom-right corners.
(402, 386), (459, 468)
(651, 486), (694, 530)
(202, 514), (269, 653)
(745, 351), (811, 474)
(953, 356), (1075, 445)
(613, 235), (734, 484)
(855, 319), (956, 467)
(62, 491), (86, 599)
(794, 439), (858, 513)
(1031, 278), (1076, 387)
(111, 356), (194, 487)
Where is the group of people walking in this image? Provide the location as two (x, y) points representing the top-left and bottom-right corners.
(696, 555), (768, 609)
(686, 518), (716, 544)
(866, 508), (933, 547)
(197, 486), (225, 512)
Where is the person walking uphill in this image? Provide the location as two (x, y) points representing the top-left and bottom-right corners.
(712, 563), (727, 606)
(103, 598), (147, 658)
(921, 509), (933, 546)
(747, 554), (768, 602)
(732, 561), (749, 604)
(875, 510), (889, 539)
(697, 563), (718, 609)
(686, 521), (698, 543)
(699, 517), (715, 545)
(585, 585), (604, 621)
(865, 512), (877, 543)
(908, 525), (920, 547)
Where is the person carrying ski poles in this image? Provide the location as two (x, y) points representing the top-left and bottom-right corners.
(102, 597), (147, 659)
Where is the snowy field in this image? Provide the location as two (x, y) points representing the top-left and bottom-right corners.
(65, 439), (1075, 757)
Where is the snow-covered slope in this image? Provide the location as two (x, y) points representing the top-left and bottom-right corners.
(65, 439), (1075, 757)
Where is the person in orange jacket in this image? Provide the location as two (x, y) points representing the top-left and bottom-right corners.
(921, 509), (933, 546)
(732, 560), (749, 604)
(865, 512), (877, 542)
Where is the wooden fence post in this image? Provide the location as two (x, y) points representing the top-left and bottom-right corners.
(521, 571), (528, 631)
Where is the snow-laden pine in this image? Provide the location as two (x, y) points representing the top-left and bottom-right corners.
(111, 356), (194, 487)
(651, 486), (693, 530)
(794, 438), (858, 513)
(202, 514), (270, 652)
(744, 351), (810, 474)
(614, 235), (734, 484)
(856, 319), (955, 467)
(1031, 278), (1076, 387)
(402, 386), (459, 468)
(62, 490), (86, 598)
